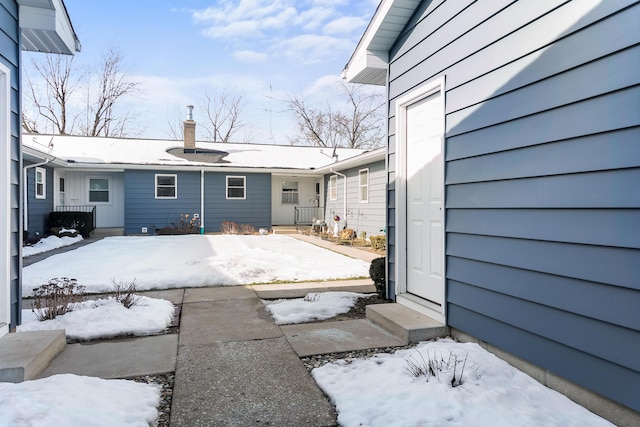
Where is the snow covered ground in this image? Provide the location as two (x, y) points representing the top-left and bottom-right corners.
(14, 234), (615, 426)
(313, 339), (614, 427)
(22, 234), (84, 257)
(22, 234), (371, 295)
(18, 296), (174, 340)
(264, 292), (371, 324)
(0, 374), (159, 427)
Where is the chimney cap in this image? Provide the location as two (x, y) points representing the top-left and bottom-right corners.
(186, 105), (194, 121)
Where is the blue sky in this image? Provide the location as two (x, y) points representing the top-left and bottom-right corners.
(33, 0), (380, 143)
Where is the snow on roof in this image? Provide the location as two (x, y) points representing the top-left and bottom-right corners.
(22, 134), (369, 171)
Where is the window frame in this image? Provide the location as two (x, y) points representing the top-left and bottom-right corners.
(329, 175), (337, 201)
(35, 167), (46, 199)
(226, 175), (246, 200)
(88, 177), (111, 204)
(155, 174), (178, 199)
(281, 180), (299, 204)
(359, 168), (369, 203)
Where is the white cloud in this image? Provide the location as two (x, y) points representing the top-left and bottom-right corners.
(233, 50), (268, 63)
(323, 16), (368, 35)
(271, 34), (353, 65)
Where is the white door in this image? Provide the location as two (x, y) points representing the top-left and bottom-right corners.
(405, 90), (444, 306)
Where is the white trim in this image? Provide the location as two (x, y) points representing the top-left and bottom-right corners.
(329, 175), (338, 201)
(35, 166), (46, 199)
(0, 62), (11, 336)
(155, 173), (177, 199)
(88, 177), (111, 204)
(394, 76), (446, 324)
(358, 168), (369, 203)
(226, 175), (246, 200)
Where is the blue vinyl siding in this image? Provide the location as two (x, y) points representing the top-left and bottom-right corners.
(124, 170), (272, 234)
(386, 0), (640, 412)
(1, 0), (21, 327)
(323, 160), (386, 239)
(124, 170), (201, 234)
(204, 172), (271, 232)
(25, 165), (54, 237)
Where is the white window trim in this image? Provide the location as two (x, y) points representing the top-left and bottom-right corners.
(35, 167), (46, 199)
(88, 177), (111, 204)
(359, 168), (369, 203)
(155, 174), (178, 199)
(329, 175), (338, 201)
(0, 62), (11, 336)
(226, 175), (246, 200)
(281, 180), (299, 205)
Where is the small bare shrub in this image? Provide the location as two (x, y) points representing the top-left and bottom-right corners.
(370, 235), (386, 250)
(31, 278), (86, 321)
(240, 224), (256, 235)
(405, 349), (471, 387)
(221, 221), (256, 235)
(220, 220), (240, 234)
(109, 279), (142, 309)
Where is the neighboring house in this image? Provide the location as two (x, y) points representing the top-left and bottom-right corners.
(323, 148), (386, 239)
(343, 0), (639, 423)
(22, 132), (386, 238)
(0, 0), (80, 337)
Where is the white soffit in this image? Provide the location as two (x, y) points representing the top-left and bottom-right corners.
(18, 0), (80, 55)
(342, 0), (420, 86)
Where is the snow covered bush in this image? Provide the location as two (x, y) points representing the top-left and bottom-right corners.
(31, 278), (86, 321)
(109, 279), (142, 309)
(405, 349), (470, 387)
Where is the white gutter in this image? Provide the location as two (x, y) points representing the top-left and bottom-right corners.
(330, 167), (348, 228)
(23, 159), (50, 232)
(200, 169), (205, 234)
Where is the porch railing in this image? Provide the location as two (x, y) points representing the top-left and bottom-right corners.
(294, 206), (324, 228)
(53, 205), (97, 234)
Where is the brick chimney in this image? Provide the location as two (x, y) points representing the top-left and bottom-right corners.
(183, 105), (196, 153)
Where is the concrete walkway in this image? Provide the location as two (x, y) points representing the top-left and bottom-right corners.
(31, 234), (401, 426)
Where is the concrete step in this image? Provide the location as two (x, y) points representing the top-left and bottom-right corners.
(366, 303), (449, 345)
(0, 330), (66, 383)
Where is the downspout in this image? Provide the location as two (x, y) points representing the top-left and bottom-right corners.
(330, 168), (347, 229)
(23, 159), (50, 232)
(200, 169), (205, 234)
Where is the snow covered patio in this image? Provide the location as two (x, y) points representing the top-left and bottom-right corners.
(3, 234), (617, 426)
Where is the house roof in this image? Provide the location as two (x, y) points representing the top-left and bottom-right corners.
(342, 0), (420, 85)
(22, 134), (380, 173)
(18, 0), (81, 54)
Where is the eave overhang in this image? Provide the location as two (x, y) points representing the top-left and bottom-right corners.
(342, 0), (420, 86)
(18, 0), (81, 54)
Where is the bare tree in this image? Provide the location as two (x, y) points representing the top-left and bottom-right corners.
(22, 55), (82, 134)
(79, 48), (140, 137)
(22, 47), (140, 137)
(288, 82), (384, 149)
(200, 89), (249, 143)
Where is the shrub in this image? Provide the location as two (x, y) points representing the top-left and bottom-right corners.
(370, 235), (386, 250)
(340, 228), (357, 240)
(221, 221), (257, 235)
(174, 214), (200, 234)
(31, 278), (86, 321)
(405, 349), (471, 387)
(369, 257), (386, 296)
(109, 279), (142, 309)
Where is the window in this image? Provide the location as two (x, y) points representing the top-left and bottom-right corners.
(35, 167), (46, 199)
(359, 169), (369, 203)
(281, 181), (299, 204)
(227, 176), (246, 199)
(89, 178), (110, 203)
(329, 175), (337, 201)
(156, 174), (177, 199)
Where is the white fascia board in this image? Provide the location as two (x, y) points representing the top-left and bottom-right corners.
(19, 0), (80, 54)
(316, 148), (386, 174)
